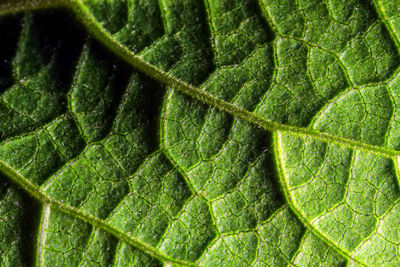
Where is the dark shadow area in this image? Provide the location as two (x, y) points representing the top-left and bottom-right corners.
(252, 0), (276, 43)
(188, 0), (216, 86)
(0, 175), (41, 266)
(0, 15), (22, 94)
(31, 9), (87, 92)
(138, 73), (166, 152)
(255, 127), (286, 219)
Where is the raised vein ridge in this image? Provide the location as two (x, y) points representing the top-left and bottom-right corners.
(0, 0), (400, 160)
(0, 159), (195, 266)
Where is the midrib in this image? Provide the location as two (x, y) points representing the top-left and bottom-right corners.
(1, 0), (400, 160)
(74, 0), (400, 160)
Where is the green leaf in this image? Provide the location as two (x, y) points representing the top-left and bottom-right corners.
(0, 0), (399, 265)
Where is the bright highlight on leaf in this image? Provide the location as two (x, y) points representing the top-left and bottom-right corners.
(0, 0), (400, 266)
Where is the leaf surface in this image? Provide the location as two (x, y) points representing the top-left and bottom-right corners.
(0, 0), (400, 266)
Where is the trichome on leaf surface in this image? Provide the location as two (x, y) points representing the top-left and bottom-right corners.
(0, 0), (400, 266)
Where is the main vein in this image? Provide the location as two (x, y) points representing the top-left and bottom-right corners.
(71, 0), (400, 160)
(1, 0), (400, 159)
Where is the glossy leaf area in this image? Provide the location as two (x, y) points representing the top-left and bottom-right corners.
(0, 0), (400, 266)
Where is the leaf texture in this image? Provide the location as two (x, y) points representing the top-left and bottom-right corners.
(0, 0), (400, 266)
